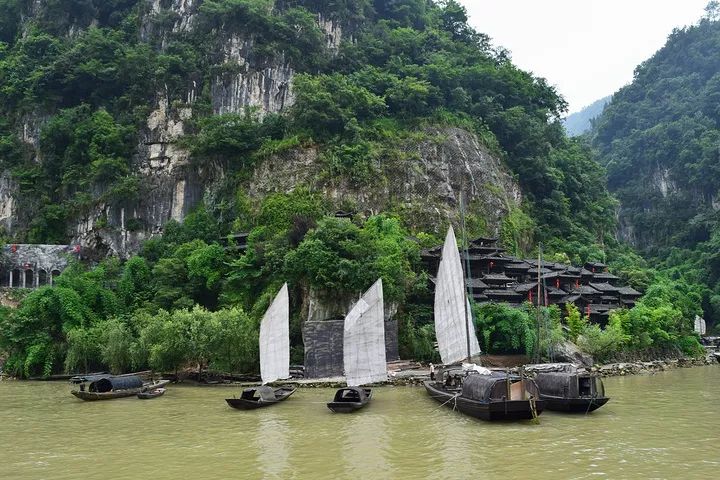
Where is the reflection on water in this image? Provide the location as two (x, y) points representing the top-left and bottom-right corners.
(1, 365), (719, 479)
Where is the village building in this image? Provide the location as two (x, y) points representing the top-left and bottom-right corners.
(422, 237), (644, 324)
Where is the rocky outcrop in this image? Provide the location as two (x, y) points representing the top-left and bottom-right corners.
(248, 127), (521, 236)
(4, 2), (521, 258)
(211, 36), (295, 116)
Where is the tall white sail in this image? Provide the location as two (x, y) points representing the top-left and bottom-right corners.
(260, 283), (290, 384)
(434, 226), (481, 365)
(343, 279), (387, 386)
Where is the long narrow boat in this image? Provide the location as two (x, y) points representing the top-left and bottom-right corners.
(226, 284), (295, 410)
(71, 376), (169, 401)
(327, 279), (387, 413)
(226, 385), (296, 410)
(424, 372), (545, 421)
(534, 371), (609, 412)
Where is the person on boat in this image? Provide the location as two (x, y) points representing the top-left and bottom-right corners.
(429, 363), (435, 381)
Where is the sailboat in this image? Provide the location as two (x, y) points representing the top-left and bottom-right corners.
(226, 284), (297, 410)
(327, 279), (387, 413)
(423, 226), (545, 421)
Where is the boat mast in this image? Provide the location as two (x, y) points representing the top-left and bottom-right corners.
(534, 243), (542, 364)
(459, 189), (472, 363)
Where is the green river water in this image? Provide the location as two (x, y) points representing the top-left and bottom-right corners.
(1, 365), (718, 479)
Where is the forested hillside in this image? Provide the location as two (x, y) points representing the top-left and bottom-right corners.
(563, 95), (610, 137)
(0, 0), (703, 377)
(591, 6), (720, 324)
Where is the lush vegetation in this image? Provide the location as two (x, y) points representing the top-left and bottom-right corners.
(0, 0), (708, 376)
(591, 4), (720, 327)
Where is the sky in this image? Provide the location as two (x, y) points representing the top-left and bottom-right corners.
(459, 0), (710, 114)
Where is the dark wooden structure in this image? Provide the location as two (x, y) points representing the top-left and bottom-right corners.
(424, 371), (544, 421)
(71, 375), (169, 401)
(534, 372), (610, 413)
(225, 385), (296, 410)
(326, 386), (372, 413)
(420, 236), (644, 324)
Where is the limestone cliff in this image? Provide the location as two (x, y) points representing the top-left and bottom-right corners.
(1, 0), (521, 258)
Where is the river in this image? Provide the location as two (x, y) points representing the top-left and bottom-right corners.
(1, 365), (718, 479)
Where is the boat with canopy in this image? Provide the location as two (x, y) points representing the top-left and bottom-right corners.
(327, 279), (387, 413)
(534, 367), (609, 412)
(423, 226), (544, 421)
(71, 374), (169, 401)
(226, 284), (296, 410)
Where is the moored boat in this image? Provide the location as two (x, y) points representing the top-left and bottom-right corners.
(327, 387), (372, 413)
(137, 387), (166, 400)
(71, 375), (169, 401)
(327, 279), (387, 413)
(534, 371), (609, 413)
(226, 284), (295, 410)
(226, 385), (296, 410)
(424, 371), (544, 421)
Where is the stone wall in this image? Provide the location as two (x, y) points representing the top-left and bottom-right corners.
(1, 244), (74, 288)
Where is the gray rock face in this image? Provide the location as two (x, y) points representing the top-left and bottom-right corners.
(248, 127), (521, 235)
(3, 3), (521, 259)
(554, 341), (594, 367)
(211, 36), (295, 116)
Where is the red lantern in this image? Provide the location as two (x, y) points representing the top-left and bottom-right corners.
(586, 304), (591, 318)
(528, 290), (533, 303)
(10, 244), (17, 253)
(556, 278), (560, 289)
(575, 279), (580, 289)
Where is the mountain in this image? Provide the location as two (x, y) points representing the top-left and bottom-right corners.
(591, 12), (720, 321)
(563, 95), (610, 136)
(0, 0), (613, 259)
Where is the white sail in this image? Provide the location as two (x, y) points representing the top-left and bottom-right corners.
(260, 283), (290, 384)
(343, 279), (387, 386)
(434, 226), (481, 365)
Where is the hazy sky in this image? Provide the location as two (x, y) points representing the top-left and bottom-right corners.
(459, 0), (710, 114)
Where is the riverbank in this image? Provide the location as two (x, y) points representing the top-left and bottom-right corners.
(3, 355), (717, 386)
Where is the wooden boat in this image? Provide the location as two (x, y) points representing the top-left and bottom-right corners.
(71, 375), (170, 401)
(425, 226), (532, 421)
(137, 387), (166, 399)
(226, 284), (295, 410)
(327, 279), (387, 413)
(226, 385), (296, 410)
(327, 387), (372, 413)
(424, 372), (545, 421)
(533, 371), (609, 413)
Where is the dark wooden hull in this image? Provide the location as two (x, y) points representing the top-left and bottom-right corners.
(225, 386), (296, 410)
(540, 395), (609, 413)
(424, 381), (544, 421)
(327, 388), (372, 413)
(72, 380), (170, 402)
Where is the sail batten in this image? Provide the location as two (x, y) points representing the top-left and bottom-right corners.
(343, 279), (387, 386)
(434, 226), (481, 365)
(260, 283), (290, 384)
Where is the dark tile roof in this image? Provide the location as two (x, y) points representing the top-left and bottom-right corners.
(466, 278), (488, 289)
(484, 289), (523, 297)
(482, 273), (515, 283)
(570, 285), (601, 295)
(589, 282), (620, 292)
(592, 272), (620, 281)
(618, 286), (642, 296)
